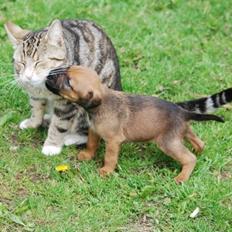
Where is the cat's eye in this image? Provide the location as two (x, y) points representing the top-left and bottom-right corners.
(14, 61), (25, 69)
(49, 57), (64, 62)
(34, 61), (42, 67)
(14, 61), (25, 73)
(15, 61), (25, 66)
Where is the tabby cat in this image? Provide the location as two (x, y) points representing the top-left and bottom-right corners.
(4, 19), (232, 156)
(5, 19), (121, 155)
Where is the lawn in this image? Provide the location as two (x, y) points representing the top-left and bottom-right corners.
(0, 0), (232, 231)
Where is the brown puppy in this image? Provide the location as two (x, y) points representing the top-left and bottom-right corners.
(46, 66), (224, 183)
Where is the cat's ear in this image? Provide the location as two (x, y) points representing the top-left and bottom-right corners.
(4, 22), (30, 48)
(46, 19), (65, 47)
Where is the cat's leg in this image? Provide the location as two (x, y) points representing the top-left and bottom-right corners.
(20, 97), (46, 129)
(64, 134), (88, 146)
(42, 114), (70, 156)
(42, 101), (74, 156)
(42, 99), (54, 128)
(64, 107), (89, 146)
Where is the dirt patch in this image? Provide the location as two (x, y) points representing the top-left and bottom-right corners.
(123, 215), (155, 232)
(16, 187), (29, 198)
(15, 165), (50, 183)
(214, 159), (232, 181)
(0, 182), (13, 206)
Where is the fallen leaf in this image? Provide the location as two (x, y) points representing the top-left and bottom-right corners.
(190, 207), (200, 218)
(9, 213), (25, 226)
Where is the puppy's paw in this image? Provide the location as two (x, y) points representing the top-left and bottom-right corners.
(77, 150), (93, 161)
(174, 174), (188, 184)
(195, 141), (205, 154)
(42, 145), (62, 156)
(99, 167), (113, 177)
(19, 118), (41, 129)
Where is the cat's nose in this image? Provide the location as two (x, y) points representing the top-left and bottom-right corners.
(24, 69), (33, 80)
(24, 75), (32, 80)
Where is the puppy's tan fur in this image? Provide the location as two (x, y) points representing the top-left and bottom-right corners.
(46, 66), (223, 183)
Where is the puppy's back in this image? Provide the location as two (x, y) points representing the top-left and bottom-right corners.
(123, 94), (185, 141)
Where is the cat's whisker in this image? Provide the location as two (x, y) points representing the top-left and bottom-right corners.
(0, 79), (15, 87)
(48, 71), (68, 76)
(49, 70), (67, 74)
(0, 63), (14, 66)
(0, 74), (16, 78)
(5, 85), (15, 90)
(1, 81), (17, 90)
(49, 67), (69, 74)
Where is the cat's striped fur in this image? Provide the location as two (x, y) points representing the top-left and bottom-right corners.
(5, 19), (122, 155)
(177, 87), (232, 113)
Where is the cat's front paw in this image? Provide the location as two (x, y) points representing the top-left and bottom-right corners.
(42, 145), (62, 156)
(19, 118), (41, 130)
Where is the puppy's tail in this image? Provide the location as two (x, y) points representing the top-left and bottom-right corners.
(185, 112), (224, 123)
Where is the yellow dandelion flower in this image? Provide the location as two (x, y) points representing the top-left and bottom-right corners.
(55, 164), (70, 172)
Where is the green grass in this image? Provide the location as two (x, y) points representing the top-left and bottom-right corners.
(0, 0), (232, 231)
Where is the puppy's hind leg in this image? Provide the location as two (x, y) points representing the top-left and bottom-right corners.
(185, 126), (204, 154)
(156, 137), (197, 184)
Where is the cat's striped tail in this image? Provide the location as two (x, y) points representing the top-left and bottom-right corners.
(177, 87), (232, 113)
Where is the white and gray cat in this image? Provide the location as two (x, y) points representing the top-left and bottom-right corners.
(4, 19), (122, 155)
(4, 19), (232, 156)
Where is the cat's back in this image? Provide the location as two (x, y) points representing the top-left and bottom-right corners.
(61, 19), (106, 36)
(60, 19), (121, 90)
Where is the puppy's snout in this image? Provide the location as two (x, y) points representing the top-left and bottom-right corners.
(46, 74), (64, 95)
(47, 74), (55, 80)
(45, 79), (60, 95)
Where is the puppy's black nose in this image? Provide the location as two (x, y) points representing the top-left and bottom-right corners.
(46, 67), (69, 96)
(45, 79), (60, 95)
(47, 74), (55, 80)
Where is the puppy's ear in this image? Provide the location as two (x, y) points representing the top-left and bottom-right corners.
(79, 90), (102, 109)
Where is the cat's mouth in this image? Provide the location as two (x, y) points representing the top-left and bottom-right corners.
(19, 74), (46, 87)
(31, 80), (45, 87)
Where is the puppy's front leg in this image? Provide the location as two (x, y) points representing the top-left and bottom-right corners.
(99, 140), (121, 177)
(77, 129), (100, 161)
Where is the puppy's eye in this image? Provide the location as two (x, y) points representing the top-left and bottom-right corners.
(64, 78), (73, 90)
